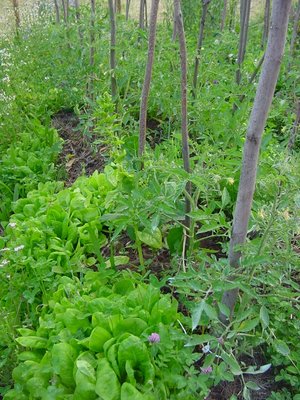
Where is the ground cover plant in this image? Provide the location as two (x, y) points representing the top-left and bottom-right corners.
(0, 0), (299, 399)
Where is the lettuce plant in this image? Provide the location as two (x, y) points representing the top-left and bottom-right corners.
(0, 120), (62, 222)
(4, 270), (205, 400)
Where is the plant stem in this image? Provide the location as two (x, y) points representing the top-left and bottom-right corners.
(134, 226), (144, 267)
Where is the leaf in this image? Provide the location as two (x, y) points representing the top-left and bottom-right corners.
(294, 193), (300, 208)
(218, 302), (230, 318)
(17, 351), (42, 362)
(197, 223), (224, 234)
(114, 318), (148, 336)
(76, 359), (96, 382)
(117, 335), (154, 383)
(59, 308), (90, 334)
(89, 327), (112, 352)
(137, 228), (162, 249)
(221, 187), (231, 208)
(184, 334), (216, 347)
(16, 336), (48, 349)
(26, 376), (48, 398)
(150, 297), (178, 325)
(151, 214), (160, 231)
(52, 342), (77, 387)
(126, 285), (160, 312)
(113, 279), (135, 295)
(88, 298), (113, 314)
(167, 227), (183, 254)
(244, 363), (271, 375)
(274, 340), (290, 356)
(74, 360), (96, 400)
(95, 358), (120, 400)
(105, 256), (129, 268)
(245, 381), (260, 391)
(234, 308), (253, 323)
(81, 207), (100, 223)
(100, 213), (126, 222)
(118, 336), (148, 368)
(203, 302), (218, 320)
(237, 318), (259, 333)
(222, 352), (242, 376)
(105, 166), (118, 186)
(106, 343), (120, 378)
(192, 301), (205, 331)
(125, 359), (136, 386)
(120, 383), (144, 400)
(108, 315), (124, 335)
(17, 328), (37, 337)
(243, 385), (251, 400)
(259, 306), (269, 328)
(287, 366), (298, 374)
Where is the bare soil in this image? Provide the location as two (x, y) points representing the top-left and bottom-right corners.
(207, 362), (277, 400)
(52, 110), (106, 185)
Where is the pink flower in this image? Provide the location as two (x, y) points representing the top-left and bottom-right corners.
(201, 366), (213, 374)
(148, 332), (160, 343)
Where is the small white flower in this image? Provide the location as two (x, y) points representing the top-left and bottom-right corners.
(0, 259), (10, 267)
(8, 222), (17, 228)
(0, 247), (10, 252)
(14, 245), (25, 252)
(202, 343), (211, 354)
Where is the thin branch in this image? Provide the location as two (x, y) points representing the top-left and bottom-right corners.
(288, 101), (300, 151)
(174, 0), (191, 233)
(108, 0), (118, 103)
(12, 0), (21, 34)
(138, 0), (160, 157)
(192, 0), (211, 98)
(53, 0), (60, 23)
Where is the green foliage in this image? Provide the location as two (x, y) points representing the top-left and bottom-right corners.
(0, 120), (62, 222)
(0, 169), (118, 315)
(171, 232), (300, 396)
(0, 2), (299, 398)
(4, 271), (203, 399)
(101, 162), (186, 265)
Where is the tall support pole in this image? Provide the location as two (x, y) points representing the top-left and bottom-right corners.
(221, 0), (292, 323)
(138, 0), (160, 157)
